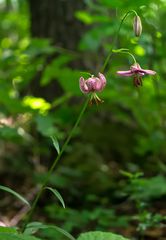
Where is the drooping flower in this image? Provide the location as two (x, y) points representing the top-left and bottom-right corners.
(117, 63), (156, 87)
(79, 73), (106, 104)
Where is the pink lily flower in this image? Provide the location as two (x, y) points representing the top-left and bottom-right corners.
(79, 73), (106, 104)
(117, 63), (156, 87)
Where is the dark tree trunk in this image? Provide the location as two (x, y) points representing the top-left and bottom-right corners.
(28, 0), (85, 50)
(27, 0), (86, 100)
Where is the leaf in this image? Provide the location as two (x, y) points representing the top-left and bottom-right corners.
(75, 11), (93, 24)
(77, 231), (129, 240)
(128, 175), (166, 201)
(0, 227), (17, 234)
(23, 222), (44, 235)
(41, 54), (74, 86)
(45, 187), (65, 208)
(79, 71), (92, 77)
(24, 222), (76, 240)
(51, 225), (76, 240)
(0, 185), (30, 207)
(35, 115), (58, 137)
(50, 136), (60, 155)
(0, 232), (41, 240)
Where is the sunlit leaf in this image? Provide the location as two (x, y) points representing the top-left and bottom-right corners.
(23, 96), (51, 114)
(75, 11), (93, 24)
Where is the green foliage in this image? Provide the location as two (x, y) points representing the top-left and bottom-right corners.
(0, 223), (76, 240)
(0, 227), (40, 240)
(0, 0), (166, 240)
(0, 233), (41, 240)
(0, 227), (17, 233)
(77, 231), (129, 240)
(45, 205), (129, 233)
(24, 222), (75, 240)
(127, 175), (166, 201)
(137, 211), (166, 232)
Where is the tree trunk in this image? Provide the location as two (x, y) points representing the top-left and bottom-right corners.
(27, 0), (86, 100)
(28, 0), (85, 50)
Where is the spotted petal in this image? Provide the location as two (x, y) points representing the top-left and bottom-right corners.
(86, 77), (96, 91)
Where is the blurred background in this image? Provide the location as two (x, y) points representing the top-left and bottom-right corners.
(0, 0), (166, 239)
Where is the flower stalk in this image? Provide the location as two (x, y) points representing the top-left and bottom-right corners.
(22, 97), (89, 231)
(22, 8), (147, 232)
(101, 10), (139, 73)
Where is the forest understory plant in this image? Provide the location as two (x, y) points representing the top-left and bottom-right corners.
(0, 8), (158, 240)
(121, 171), (166, 240)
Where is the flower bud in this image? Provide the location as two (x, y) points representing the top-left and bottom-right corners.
(133, 15), (142, 37)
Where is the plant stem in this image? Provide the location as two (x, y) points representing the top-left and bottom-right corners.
(119, 51), (137, 64)
(22, 97), (89, 231)
(101, 10), (138, 72)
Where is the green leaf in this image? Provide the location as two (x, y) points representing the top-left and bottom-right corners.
(51, 225), (76, 240)
(35, 115), (58, 137)
(75, 11), (93, 24)
(79, 72), (92, 77)
(77, 231), (129, 240)
(24, 222), (75, 240)
(129, 175), (166, 201)
(50, 136), (60, 155)
(41, 54), (74, 86)
(0, 232), (41, 240)
(0, 227), (17, 234)
(45, 187), (65, 208)
(0, 185), (30, 207)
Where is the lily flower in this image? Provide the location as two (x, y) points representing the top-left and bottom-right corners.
(117, 63), (156, 87)
(79, 73), (106, 104)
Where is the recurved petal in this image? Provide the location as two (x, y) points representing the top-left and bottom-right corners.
(139, 69), (156, 75)
(117, 70), (133, 77)
(79, 77), (89, 93)
(98, 72), (106, 88)
(95, 77), (103, 91)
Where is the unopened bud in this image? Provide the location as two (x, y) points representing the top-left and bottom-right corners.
(133, 15), (142, 37)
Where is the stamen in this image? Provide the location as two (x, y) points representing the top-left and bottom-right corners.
(89, 93), (103, 105)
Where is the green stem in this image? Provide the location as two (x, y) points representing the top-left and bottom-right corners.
(101, 10), (138, 72)
(22, 97), (89, 231)
(119, 51), (137, 64)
